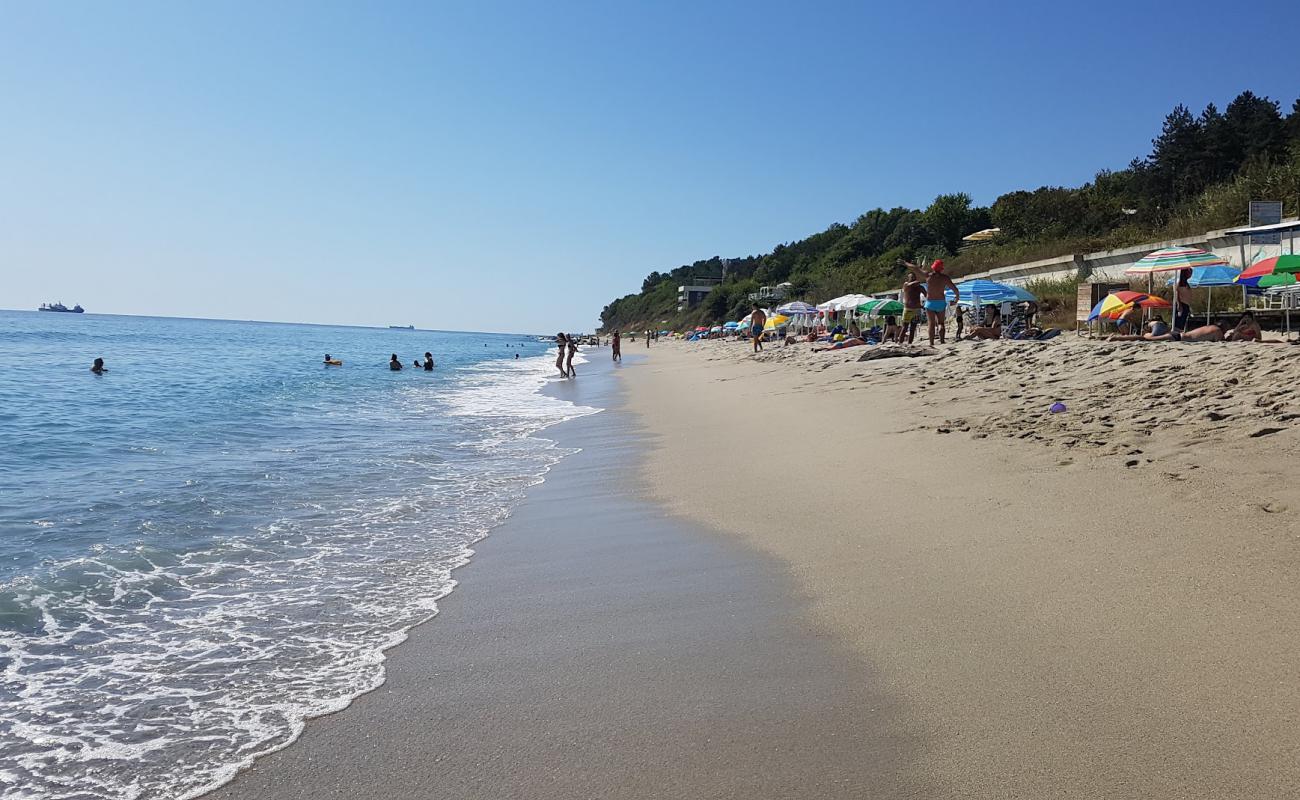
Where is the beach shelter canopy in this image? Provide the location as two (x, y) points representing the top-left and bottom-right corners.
(856, 298), (904, 317)
(775, 300), (818, 315)
(1124, 246), (1228, 275)
(944, 279), (1036, 306)
(1087, 291), (1171, 322)
(723, 321), (739, 328)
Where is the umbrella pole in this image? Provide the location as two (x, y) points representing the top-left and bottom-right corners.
(1206, 287), (1212, 325)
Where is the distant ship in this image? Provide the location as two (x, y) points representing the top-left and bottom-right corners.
(389, 325), (414, 330)
(39, 302), (84, 313)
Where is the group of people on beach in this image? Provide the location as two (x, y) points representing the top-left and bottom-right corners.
(1106, 310), (1280, 343)
(554, 333), (579, 377)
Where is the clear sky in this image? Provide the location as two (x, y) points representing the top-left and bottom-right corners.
(3, 0), (1297, 333)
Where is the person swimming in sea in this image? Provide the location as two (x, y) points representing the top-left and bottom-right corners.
(91, 357), (107, 375)
(389, 353), (403, 371)
(323, 354), (340, 366)
(423, 352), (435, 371)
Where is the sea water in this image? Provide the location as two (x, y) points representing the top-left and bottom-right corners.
(0, 311), (596, 799)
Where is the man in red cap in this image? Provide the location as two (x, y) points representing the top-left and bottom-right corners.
(904, 259), (959, 345)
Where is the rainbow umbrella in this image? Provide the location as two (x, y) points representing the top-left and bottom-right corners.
(1125, 246), (1229, 276)
(1087, 291), (1171, 322)
(1234, 254), (1300, 288)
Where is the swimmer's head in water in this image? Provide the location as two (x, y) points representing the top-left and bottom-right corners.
(424, 352), (432, 359)
(93, 357), (104, 369)
(931, 259), (945, 273)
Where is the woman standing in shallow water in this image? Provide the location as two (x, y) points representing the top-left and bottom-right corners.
(555, 333), (568, 377)
(565, 334), (578, 377)
(611, 330), (621, 362)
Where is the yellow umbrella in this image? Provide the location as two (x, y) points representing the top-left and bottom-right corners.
(763, 314), (790, 331)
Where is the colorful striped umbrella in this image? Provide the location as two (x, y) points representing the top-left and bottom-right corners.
(1086, 291), (1171, 322)
(1234, 254), (1300, 288)
(1124, 246), (1229, 275)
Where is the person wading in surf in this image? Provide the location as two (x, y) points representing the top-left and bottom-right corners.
(555, 333), (568, 378)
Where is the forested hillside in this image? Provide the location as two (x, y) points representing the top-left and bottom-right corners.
(599, 90), (1300, 333)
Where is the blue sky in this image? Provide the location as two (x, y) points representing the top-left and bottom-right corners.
(2, 0), (1297, 332)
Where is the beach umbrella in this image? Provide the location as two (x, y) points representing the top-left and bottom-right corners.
(1086, 291), (1171, 322)
(944, 279), (1037, 306)
(1234, 254), (1300, 288)
(1124, 246), (1229, 276)
(856, 298), (904, 316)
(1168, 265), (1243, 287)
(817, 294), (871, 313)
(763, 314), (790, 331)
(723, 321), (739, 329)
(694, 326), (708, 332)
(776, 300), (817, 315)
(1166, 265), (1243, 324)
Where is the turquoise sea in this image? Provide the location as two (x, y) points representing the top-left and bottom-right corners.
(0, 310), (597, 799)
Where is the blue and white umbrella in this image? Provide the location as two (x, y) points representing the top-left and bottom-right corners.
(1165, 265), (1241, 287)
(776, 300), (818, 315)
(1167, 265), (1244, 325)
(944, 279), (1036, 306)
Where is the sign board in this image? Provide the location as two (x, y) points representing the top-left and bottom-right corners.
(1249, 201), (1283, 245)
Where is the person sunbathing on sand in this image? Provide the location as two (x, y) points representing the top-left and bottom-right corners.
(1107, 316), (1170, 341)
(1144, 322), (1225, 342)
(812, 337), (868, 352)
(964, 306), (1001, 340)
(1224, 311), (1263, 341)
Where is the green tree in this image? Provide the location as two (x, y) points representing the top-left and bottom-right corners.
(1222, 91), (1287, 167)
(922, 192), (975, 253)
(1149, 103), (1204, 206)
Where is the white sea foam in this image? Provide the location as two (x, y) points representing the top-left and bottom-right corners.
(0, 351), (602, 800)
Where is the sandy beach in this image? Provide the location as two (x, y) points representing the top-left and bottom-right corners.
(205, 355), (927, 800)
(198, 337), (1300, 800)
(624, 337), (1300, 798)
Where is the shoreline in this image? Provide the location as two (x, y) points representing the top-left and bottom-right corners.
(204, 351), (921, 799)
(621, 339), (1300, 798)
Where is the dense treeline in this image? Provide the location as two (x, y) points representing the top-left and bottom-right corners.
(600, 90), (1300, 333)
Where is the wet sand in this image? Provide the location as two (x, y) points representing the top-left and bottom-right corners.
(205, 354), (925, 800)
(624, 339), (1300, 799)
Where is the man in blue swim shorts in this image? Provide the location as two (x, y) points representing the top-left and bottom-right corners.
(905, 258), (960, 345)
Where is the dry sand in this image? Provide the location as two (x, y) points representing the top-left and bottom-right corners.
(624, 337), (1300, 798)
